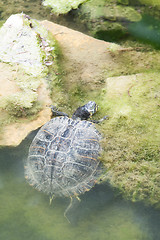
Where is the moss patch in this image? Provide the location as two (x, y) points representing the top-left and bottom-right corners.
(67, 70), (160, 207)
(95, 72), (160, 208)
(53, 36), (160, 207)
(106, 47), (160, 77)
(3, 91), (41, 118)
(138, 0), (160, 6)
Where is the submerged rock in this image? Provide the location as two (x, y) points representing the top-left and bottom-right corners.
(42, 0), (88, 14)
(77, 0), (142, 41)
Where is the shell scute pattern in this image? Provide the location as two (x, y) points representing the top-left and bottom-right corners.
(25, 116), (102, 197)
(29, 139), (48, 156)
(45, 151), (65, 165)
(50, 137), (72, 152)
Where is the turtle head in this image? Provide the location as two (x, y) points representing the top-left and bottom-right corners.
(83, 101), (98, 116)
(72, 101), (98, 120)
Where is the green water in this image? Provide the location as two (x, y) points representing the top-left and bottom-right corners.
(0, 1), (160, 239)
(0, 0), (88, 34)
(0, 132), (160, 240)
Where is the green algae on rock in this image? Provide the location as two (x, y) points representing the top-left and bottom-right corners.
(77, 0), (141, 41)
(41, 20), (160, 208)
(42, 0), (88, 14)
(0, 13), (58, 118)
(0, 13), (54, 76)
(0, 14), (61, 146)
(98, 72), (160, 208)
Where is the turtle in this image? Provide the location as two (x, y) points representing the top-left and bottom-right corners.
(25, 101), (108, 217)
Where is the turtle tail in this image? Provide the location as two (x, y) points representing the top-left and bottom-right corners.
(64, 196), (81, 223)
(64, 196), (73, 223)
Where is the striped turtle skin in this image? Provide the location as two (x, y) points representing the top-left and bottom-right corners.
(25, 116), (102, 197)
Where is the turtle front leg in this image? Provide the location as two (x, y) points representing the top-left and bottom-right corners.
(50, 105), (69, 117)
(90, 115), (109, 124)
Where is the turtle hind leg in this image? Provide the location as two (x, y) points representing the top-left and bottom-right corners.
(75, 196), (81, 202)
(49, 194), (56, 205)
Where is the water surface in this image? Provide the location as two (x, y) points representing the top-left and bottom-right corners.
(0, 132), (160, 240)
(0, 0), (88, 35)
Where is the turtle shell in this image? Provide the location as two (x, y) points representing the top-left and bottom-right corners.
(25, 116), (102, 197)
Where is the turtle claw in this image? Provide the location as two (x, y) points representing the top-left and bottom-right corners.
(49, 105), (69, 117)
(102, 115), (109, 121)
(90, 115), (109, 124)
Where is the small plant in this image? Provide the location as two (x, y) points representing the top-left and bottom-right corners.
(4, 91), (41, 117)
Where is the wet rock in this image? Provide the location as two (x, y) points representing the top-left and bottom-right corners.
(0, 61), (52, 146)
(0, 14), (58, 146)
(41, 20), (121, 88)
(41, 20), (160, 208)
(0, 16), (121, 147)
(0, 13), (54, 75)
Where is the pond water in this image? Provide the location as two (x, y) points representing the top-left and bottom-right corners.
(0, 1), (160, 240)
(0, 131), (160, 240)
(0, 0), (88, 34)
